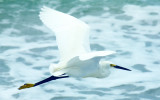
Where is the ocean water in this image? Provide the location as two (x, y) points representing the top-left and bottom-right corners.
(0, 0), (160, 100)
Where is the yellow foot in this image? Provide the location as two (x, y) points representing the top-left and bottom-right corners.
(18, 83), (35, 90)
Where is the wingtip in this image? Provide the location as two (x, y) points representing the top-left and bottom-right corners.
(39, 6), (48, 19)
(40, 6), (55, 12)
(41, 6), (48, 11)
(39, 6), (56, 18)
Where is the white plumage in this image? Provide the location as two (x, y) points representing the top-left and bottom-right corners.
(39, 6), (116, 78)
(18, 6), (131, 90)
(40, 6), (91, 62)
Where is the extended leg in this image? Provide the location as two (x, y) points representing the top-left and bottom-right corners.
(18, 75), (69, 90)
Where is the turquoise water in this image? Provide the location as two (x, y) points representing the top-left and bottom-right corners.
(0, 0), (160, 100)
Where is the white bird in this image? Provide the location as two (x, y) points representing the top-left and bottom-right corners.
(18, 6), (131, 90)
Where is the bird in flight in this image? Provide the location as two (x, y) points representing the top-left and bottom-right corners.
(18, 6), (131, 90)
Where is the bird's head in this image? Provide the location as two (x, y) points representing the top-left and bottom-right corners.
(100, 61), (131, 71)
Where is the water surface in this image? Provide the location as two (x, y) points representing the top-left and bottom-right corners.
(0, 0), (160, 100)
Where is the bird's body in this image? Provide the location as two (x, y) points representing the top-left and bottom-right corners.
(18, 6), (131, 90)
(50, 56), (111, 78)
(40, 6), (116, 78)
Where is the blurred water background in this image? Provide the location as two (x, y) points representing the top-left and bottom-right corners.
(0, 0), (160, 100)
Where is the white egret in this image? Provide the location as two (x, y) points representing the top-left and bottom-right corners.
(18, 6), (131, 90)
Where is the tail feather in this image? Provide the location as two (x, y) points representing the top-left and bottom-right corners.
(49, 63), (65, 76)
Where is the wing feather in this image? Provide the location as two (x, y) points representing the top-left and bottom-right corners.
(79, 51), (116, 60)
(39, 6), (90, 61)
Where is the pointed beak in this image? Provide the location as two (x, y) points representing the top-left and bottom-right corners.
(110, 64), (131, 71)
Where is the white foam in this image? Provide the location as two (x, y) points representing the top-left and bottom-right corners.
(0, 19), (10, 24)
(1, 28), (20, 35)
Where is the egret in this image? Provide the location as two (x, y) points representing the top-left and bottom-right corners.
(18, 6), (131, 90)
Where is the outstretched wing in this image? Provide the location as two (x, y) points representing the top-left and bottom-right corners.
(79, 51), (116, 60)
(39, 6), (90, 61)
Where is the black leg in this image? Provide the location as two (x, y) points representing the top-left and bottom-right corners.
(34, 75), (69, 86)
(18, 75), (69, 90)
